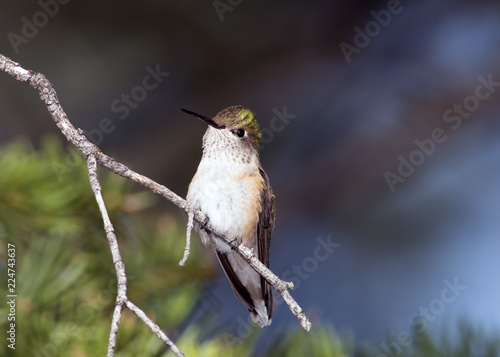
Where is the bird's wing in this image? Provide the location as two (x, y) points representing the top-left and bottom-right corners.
(256, 167), (275, 320)
(216, 251), (255, 311)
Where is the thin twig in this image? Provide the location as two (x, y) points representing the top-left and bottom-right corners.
(108, 303), (124, 356)
(87, 155), (127, 355)
(0, 54), (312, 334)
(224, 239), (311, 331)
(179, 209), (194, 266)
(88, 154), (185, 356)
(126, 300), (184, 357)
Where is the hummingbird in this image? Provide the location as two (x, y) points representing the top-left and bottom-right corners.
(183, 105), (275, 327)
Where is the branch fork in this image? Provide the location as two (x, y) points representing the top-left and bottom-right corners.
(0, 54), (311, 357)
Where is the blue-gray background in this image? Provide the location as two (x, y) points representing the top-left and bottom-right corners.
(1, 0), (499, 352)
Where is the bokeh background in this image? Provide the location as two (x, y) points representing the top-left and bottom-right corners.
(1, 0), (500, 356)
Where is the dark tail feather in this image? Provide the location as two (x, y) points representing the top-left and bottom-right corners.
(216, 251), (272, 326)
(216, 252), (255, 310)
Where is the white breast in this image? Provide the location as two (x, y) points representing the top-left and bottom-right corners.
(187, 153), (261, 253)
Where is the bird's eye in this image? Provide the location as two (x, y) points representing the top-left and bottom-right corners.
(236, 129), (245, 137)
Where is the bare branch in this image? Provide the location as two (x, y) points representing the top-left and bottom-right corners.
(125, 300), (184, 357)
(108, 303), (124, 357)
(222, 239), (311, 331)
(0, 54), (312, 338)
(87, 155), (128, 355)
(179, 209), (194, 266)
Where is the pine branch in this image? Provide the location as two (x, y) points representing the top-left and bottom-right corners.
(0, 55), (311, 355)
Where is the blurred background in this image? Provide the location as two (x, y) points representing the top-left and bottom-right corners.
(1, 0), (500, 356)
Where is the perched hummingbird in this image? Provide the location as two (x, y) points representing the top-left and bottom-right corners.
(183, 105), (275, 327)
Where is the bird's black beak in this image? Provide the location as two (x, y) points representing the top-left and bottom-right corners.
(181, 109), (226, 129)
